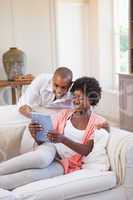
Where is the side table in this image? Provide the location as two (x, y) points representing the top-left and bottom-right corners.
(0, 77), (33, 104)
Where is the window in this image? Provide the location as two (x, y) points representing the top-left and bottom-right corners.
(55, 0), (89, 79)
(113, 0), (129, 74)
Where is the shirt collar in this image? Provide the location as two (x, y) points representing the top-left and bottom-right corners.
(46, 79), (53, 92)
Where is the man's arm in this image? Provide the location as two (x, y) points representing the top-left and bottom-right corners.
(18, 74), (48, 117)
(95, 121), (110, 132)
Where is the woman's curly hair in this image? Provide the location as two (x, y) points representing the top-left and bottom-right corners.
(70, 76), (102, 106)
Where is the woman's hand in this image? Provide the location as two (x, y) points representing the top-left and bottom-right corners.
(28, 122), (43, 140)
(47, 131), (65, 143)
(48, 131), (93, 156)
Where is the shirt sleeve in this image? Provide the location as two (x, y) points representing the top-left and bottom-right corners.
(17, 74), (49, 108)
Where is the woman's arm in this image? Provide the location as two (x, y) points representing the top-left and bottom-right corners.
(62, 137), (94, 156)
(47, 132), (94, 156)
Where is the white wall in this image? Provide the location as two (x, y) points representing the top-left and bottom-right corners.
(0, 0), (12, 79)
(0, 0), (56, 78)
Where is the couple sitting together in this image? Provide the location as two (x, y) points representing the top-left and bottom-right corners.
(0, 67), (109, 190)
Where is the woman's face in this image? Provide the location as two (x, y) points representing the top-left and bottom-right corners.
(72, 90), (91, 112)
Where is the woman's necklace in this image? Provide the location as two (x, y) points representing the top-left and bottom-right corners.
(73, 109), (91, 118)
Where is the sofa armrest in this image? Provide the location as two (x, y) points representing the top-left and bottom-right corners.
(123, 144), (133, 197)
(124, 144), (133, 185)
(107, 127), (133, 186)
(0, 105), (30, 126)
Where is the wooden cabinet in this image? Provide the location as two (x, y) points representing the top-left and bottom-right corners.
(129, 0), (133, 73)
(119, 1), (133, 131)
(119, 73), (133, 131)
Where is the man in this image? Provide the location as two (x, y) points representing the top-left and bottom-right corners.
(18, 67), (73, 118)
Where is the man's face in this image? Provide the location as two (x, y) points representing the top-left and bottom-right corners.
(52, 75), (71, 99)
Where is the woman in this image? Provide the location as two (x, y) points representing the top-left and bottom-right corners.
(0, 77), (108, 190)
(46, 76), (108, 173)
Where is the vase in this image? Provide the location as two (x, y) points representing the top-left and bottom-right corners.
(2, 47), (26, 81)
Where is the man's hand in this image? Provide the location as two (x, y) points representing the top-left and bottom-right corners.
(95, 122), (110, 132)
(47, 131), (65, 143)
(19, 105), (32, 118)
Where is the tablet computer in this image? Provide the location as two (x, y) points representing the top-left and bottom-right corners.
(31, 112), (53, 142)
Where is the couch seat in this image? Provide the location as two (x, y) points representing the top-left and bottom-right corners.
(13, 169), (116, 200)
(0, 188), (15, 200)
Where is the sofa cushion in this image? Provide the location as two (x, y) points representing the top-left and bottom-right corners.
(82, 129), (110, 171)
(0, 125), (26, 161)
(13, 169), (116, 200)
(0, 188), (15, 200)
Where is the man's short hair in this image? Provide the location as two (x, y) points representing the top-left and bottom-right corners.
(53, 67), (73, 82)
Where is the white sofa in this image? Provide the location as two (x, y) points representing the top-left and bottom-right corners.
(0, 105), (133, 200)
